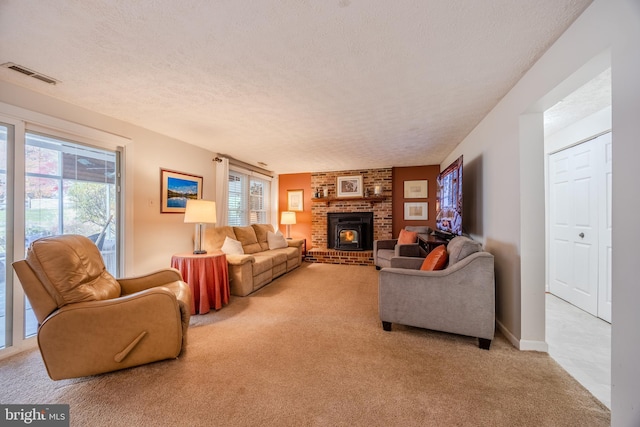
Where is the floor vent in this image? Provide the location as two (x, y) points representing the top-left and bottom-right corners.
(1, 62), (60, 85)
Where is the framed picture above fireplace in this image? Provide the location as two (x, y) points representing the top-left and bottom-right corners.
(336, 175), (363, 198)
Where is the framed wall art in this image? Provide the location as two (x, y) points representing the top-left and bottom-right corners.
(287, 189), (304, 211)
(336, 175), (363, 198)
(404, 180), (428, 198)
(404, 202), (428, 220)
(160, 169), (203, 213)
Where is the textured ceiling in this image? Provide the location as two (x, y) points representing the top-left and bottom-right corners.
(544, 67), (611, 137)
(0, 0), (594, 174)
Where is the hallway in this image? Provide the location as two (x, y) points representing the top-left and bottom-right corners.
(546, 293), (611, 408)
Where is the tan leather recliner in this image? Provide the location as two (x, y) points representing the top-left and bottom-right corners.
(12, 234), (192, 380)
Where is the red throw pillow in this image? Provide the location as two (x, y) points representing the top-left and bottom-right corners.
(397, 229), (418, 244)
(420, 245), (448, 271)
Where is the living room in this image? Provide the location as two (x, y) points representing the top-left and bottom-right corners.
(0, 1), (639, 425)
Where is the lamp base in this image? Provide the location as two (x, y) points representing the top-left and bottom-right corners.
(193, 249), (207, 255)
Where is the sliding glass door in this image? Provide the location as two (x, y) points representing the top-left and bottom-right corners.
(0, 120), (121, 350)
(23, 132), (119, 336)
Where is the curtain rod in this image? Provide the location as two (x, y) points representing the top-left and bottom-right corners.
(213, 155), (273, 178)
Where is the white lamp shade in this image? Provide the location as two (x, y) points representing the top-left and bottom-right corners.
(281, 211), (297, 225)
(184, 199), (217, 224)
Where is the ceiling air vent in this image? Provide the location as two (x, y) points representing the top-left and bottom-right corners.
(1, 62), (60, 85)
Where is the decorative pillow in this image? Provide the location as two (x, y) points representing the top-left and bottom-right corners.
(397, 229), (418, 244)
(221, 236), (244, 255)
(420, 245), (448, 271)
(267, 230), (288, 250)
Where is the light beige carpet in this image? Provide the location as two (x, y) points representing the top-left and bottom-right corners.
(0, 263), (610, 426)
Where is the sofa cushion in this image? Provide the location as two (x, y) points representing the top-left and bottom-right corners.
(447, 236), (482, 266)
(252, 224), (275, 251)
(377, 249), (395, 263)
(251, 254), (273, 276)
(221, 236), (244, 255)
(398, 229), (418, 244)
(233, 226), (263, 254)
(267, 230), (288, 250)
(268, 251), (288, 265)
(203, 226), (236, 251)
(420, 245), (448, 271)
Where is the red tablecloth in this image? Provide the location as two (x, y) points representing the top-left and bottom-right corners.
(171, 251), (230, 314)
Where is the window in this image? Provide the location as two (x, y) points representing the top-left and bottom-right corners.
(228, 168), (271, 226)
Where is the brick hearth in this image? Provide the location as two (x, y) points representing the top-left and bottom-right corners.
(305, 248), (374, 266)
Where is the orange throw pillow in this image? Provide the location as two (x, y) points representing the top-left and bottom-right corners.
(397, 229), (418, 244)
(420, 245), (448, 271)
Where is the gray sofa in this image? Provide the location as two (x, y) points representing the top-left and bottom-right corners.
(378, 236), (495, 349)
(202, 224), (303, 296)
(373, 226), (431, 270)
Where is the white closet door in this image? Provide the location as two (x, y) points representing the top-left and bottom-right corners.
(549, 139), (599, 316)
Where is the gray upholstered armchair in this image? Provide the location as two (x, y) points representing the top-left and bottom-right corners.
(373, 226), (431, 270)
(378, 236), (495, 349)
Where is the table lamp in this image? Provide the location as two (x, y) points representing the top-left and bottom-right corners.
(184, 199), (217, 254)
(281, 211), (296, 239)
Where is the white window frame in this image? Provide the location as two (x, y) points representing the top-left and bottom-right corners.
(227, 166), (272, 226)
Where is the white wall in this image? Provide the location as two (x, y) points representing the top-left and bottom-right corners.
(0, 80), (217, 276)
(442, 0), (639, 424)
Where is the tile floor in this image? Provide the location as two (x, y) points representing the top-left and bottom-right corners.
(545, 293), (611, 408)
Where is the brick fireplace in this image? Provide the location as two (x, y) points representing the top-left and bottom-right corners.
(307, 168), (392, 266)
(328, 212), (374, 251)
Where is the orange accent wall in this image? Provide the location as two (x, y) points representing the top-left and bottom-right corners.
(278, 173), (313, 248)
(280, 167), (440, 247)
(392, 165), (440, 238)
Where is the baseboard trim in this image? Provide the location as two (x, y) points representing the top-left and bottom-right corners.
(496, 320), (549, 353)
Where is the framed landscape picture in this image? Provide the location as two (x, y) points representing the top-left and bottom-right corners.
(160, 169), (203, 213)
(404, 180), (428, 198)
(404, 202), (428, 220)
(336, 175), (363, 198)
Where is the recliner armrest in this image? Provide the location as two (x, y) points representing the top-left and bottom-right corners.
(395, 243), (422, 257)
(286, 239), (304, 249)
(118, 268), (184, 294)
(225, 254), (256, 265)
(389, 256), (424, 270)
(374, 239), (398, 251)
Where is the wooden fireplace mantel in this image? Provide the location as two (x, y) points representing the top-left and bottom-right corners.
(311, 195), (387, 205)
